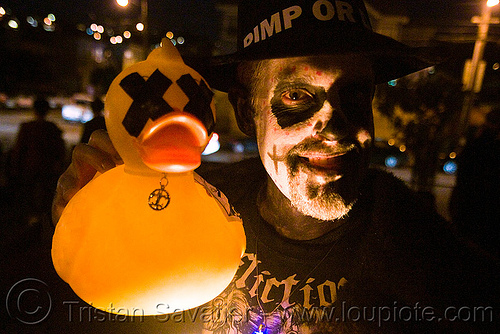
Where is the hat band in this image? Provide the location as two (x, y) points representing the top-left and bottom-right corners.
(240, 0), (372, 51)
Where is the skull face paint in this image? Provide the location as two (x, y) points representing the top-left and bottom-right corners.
(270, 82), (327, 128)
(247, 55), (375, 221)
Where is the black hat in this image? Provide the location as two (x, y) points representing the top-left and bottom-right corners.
(204, 0), (447, 92)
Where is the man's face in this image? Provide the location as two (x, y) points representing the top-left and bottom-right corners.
(246, 54), (375, 221)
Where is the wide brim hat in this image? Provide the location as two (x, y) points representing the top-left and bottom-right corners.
(200, 0), (448, 92)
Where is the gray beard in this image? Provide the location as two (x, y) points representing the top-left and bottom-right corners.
(289, 177), (354, 221)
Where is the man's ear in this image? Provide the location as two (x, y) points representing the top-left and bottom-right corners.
(228, 85), (256, 137)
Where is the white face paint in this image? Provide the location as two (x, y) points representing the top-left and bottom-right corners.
(248, 55), (374, 221)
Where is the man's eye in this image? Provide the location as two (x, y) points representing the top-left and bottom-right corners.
(281, 89), (313, 105)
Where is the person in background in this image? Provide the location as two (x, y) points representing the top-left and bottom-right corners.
(450, 107), (500, 258)
(11, 96), (66, 227)
(80, 98), (106, 144)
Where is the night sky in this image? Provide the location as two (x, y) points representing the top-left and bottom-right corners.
(3, 0), (500, 41)
(1, 0), (499, 96)
(4, 0), (498, 28)
(1, 0), (221, 41)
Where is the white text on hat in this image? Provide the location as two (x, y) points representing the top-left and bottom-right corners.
(243, 0), (361, 49)
(243, 5), (302, 48)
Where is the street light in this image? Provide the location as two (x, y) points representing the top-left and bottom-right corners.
(464, 0), (500, 92)
(487, 0), (499, 7)
(458, 0), (499, 142)
(116, 0), (148, 59)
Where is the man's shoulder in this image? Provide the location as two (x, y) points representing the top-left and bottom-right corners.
(196, 157), (266, 202)
(360, 167), (455, 252)
(363, 167), (444, 226)
(365, 167), (415, 204)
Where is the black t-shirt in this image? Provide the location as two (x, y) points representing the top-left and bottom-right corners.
(191, 158), (499, 333)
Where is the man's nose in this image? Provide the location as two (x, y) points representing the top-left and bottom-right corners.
(314, 109), (352, 142)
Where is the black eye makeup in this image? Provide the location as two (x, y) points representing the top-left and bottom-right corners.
(337, 82), (373, 126)
(338, 82), (372, 108)
(271, 82), (326, 129)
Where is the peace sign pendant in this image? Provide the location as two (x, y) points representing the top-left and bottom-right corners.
(148, 174), (171, 211)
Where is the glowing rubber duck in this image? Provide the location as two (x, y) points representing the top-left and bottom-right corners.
(52, 39), (246, 316)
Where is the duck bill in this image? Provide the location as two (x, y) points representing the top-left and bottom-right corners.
(136, 111), (208, 173)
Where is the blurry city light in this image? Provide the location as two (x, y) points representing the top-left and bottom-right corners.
(177, 37), (185, 44)
(124, 50), (133, 59)
(0, 7), (6, 17)
(233, 142), (245, 153)
(43, 23), (55, 32)
(94, 32), (101, 40)
(399, 145), (407, 152)
(110, 36), (117, 44)
(86, 28), (93, 35)
(117, 0), (129, 7)
(384, 156), (398, 168)
(48, 13), (56, 22)
(123, 30), (131, 38)
(91, 23), (98, 31)
(5, 99), (16, 108)
(449, 152), (457, 159)
(115, 35), (123, 43)
(388, 138), (396, 146)
(170, 39), (177, 46)
(493, 63), (500, 70)
(136, 22), (144, 31)
(93, 47), (104, 63)
(44, 17), (52, 25)
(388, 79), (397, 87)
(443, 161), (457, 174)
(487, 0), (499, 7)
(27, 16), (38, 27)
(97, 25), (104, 34)
(8, 19), (19, 29)
(166, 31), (174, 39)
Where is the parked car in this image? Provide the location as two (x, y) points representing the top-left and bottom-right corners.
(61, 94), (94, 123)
(2, 95), (34, 109)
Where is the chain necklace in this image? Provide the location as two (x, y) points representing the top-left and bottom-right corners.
(252, 236), (338, 334)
